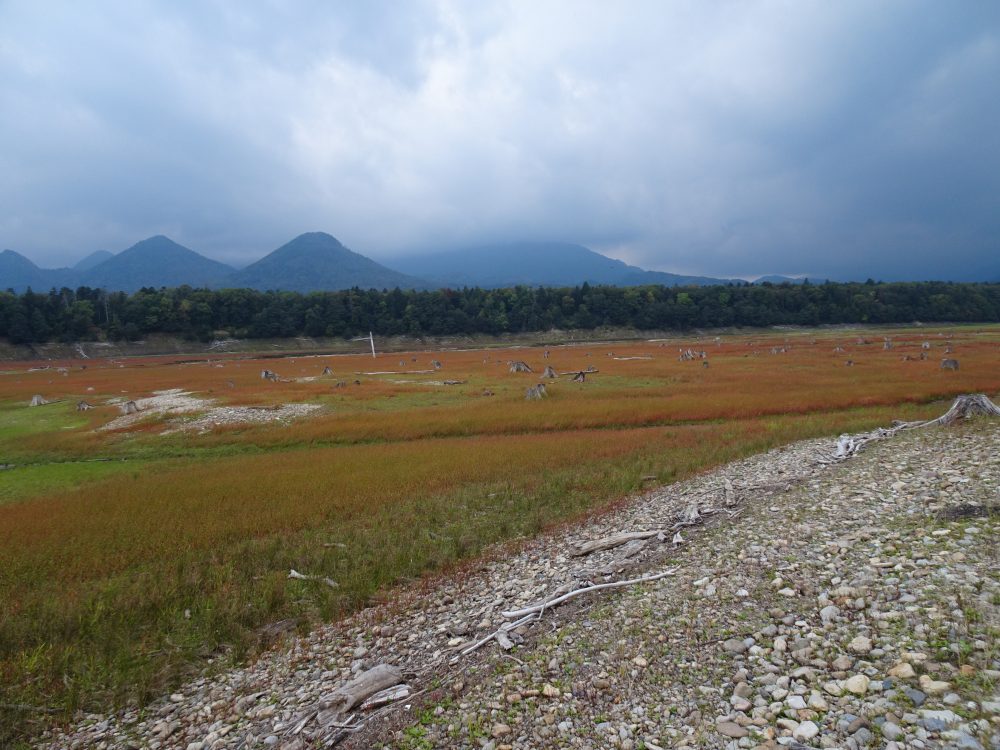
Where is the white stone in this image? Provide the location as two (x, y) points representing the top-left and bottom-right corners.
(848, 635), (872, 654)
(844, 674), (870, 695)
(792, 720), (819, 742)
(786, 695), (807, 710)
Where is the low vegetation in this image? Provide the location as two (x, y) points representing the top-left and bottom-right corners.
(1, 325), (998, 745)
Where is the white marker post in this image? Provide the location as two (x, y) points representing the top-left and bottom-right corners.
(352, 332), (376, 358)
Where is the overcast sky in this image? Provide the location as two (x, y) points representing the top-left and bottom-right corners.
(1, 1), (998, 281)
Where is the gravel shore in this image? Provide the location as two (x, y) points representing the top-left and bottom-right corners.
(42, 420), (999, 750)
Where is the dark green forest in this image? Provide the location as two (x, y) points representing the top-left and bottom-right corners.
(2, 281), (999, 344)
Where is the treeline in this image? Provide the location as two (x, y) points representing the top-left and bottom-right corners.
(1, 281), (999, 344)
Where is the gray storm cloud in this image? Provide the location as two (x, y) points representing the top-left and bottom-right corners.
(0, 0), (997, 280)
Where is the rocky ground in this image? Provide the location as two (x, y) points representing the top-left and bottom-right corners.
(41, 419), (999, 750)
(97, 388), (320, 433)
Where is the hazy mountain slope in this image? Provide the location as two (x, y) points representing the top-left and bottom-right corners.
(73, 250), (115, 271)
(80, 236), (235, 291)
(389, 242), (735, 288)
(0, 250), (75, 291)
(754, 275), (829, 285)
(228, 232), (428, 292)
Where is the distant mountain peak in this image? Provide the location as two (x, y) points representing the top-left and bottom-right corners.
(79, 235), (235, 291)
(1, 248), (65, 291)
(228, 232), (427, 292)
(1, 248), (39, 267)
(125, 235), (194, 253)
(272, 232), (348, 254)
(297, 231), (341, 242)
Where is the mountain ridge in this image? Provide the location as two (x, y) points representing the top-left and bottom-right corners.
(228, 232), (428, 292)
(388, 242), (738, 288)
(78, 236), (236, 292)
(3, 234), (846, 293)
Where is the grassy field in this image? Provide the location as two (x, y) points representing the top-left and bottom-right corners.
(1, 325), (999, 744)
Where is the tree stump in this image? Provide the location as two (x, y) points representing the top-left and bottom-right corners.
(923, 393), (1000, 426)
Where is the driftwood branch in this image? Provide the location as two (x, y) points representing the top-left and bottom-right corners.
(571, 530), (665, 556)
(288, 569), (338, 588)
(824, 394), (1000, 463)
(501, 570), (677, 620)
(460, 613), (539, 656)
(359, 684), (411, 711)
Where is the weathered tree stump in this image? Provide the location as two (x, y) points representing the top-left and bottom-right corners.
(525, 383), (548, 400)
(922, 393), (1000, 425)
(830, 393), (999, 461)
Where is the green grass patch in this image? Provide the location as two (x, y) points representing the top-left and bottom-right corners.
(0, 460), (150, 506)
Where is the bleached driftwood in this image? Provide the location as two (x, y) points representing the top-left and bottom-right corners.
(680, 500), (700, 524)
(571, 530), (665, 557)
(922, 392), (1000, 425)
(29, 395), (50, 407)
(288, 569), (339, 588)
(501, 570), (677, 620)
(359, 684), (411, 711)
(319, 664), (403, 716)
(460, 613), (539, 656)
(617, 538), (649, 558)
(723, 477), (736, 506)
(824, 393), (1000, 462)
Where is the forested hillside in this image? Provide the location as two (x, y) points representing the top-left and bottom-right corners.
(2, 281), (998, 344)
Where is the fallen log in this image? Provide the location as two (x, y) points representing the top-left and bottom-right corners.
(571, 530), (665, 557)
(359, 684), (411, 711)
(319, 664), (404, 716)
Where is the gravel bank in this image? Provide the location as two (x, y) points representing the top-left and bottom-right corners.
(41, 420), (999, 750)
